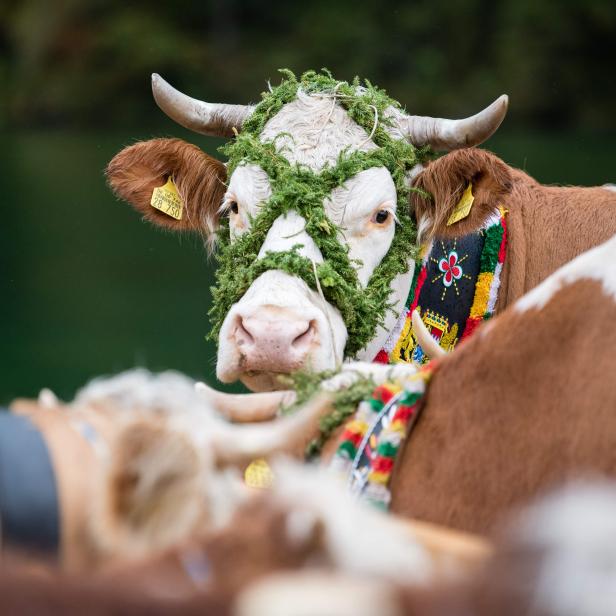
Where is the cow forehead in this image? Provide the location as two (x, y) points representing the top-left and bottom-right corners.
(259, 90), (378, 170)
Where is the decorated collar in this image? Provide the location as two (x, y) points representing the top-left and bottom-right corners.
(329, 368), (433, 510)
(374, 206), (507, 365)
(209, 69), (433, 357)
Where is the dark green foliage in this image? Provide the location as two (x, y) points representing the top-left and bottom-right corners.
(209, 69), (431, 356)
(3, 2), (615, 132)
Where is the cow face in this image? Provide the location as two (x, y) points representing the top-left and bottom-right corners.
(216, 93), (404, 390)
(107, 71), (507, 391)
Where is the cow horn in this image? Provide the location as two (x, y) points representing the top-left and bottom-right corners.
(195, 381), (296, 423)
(411, 310), (446, 359)
(151, 73), (255, 138)
(400, 95), (508, 151)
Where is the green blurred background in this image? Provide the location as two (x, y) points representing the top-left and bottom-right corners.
(1, 0), (615, 403)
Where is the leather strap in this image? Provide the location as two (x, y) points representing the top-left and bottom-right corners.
(0, 410), (60, 554)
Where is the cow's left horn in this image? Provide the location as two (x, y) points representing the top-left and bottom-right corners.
(400, 95), (508, 151)
(195, 381), (295, 423)
(152, 73), (255, 138)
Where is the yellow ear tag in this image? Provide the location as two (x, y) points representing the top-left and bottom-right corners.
(244, 459), (274, 490)
(150, 177), (183, 220)
(447, 182), (474, 226)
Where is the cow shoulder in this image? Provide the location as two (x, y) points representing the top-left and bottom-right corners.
(106, 138), (226, 237)
(411, 148), (513, 241)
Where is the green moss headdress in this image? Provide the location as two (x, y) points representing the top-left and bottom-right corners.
(209, 69), (432, 357)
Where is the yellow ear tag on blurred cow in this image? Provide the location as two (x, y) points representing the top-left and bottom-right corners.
(150, 177), (183, 220)
(447, 182), (474, 226)
(244, 459), (274, 490)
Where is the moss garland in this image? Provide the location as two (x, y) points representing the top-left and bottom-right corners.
(278, 369), (377, 459)
(209, 69), (433, 357)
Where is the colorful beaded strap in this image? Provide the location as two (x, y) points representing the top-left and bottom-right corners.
(329, 368), (432, 510)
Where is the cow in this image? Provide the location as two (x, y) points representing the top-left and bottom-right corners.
(6, 372), (335, 569)
(11, 372), (478, 575)
(1, 481), (614, 616)
(106, 70), (616, 393)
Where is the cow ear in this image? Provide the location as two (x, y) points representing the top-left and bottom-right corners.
(94, 421), (204, 560)
(410, 148), (513, 241)
(106, 138), (227, 238)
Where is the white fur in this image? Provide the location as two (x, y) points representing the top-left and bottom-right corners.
(271, 460), (432, 584)
(285, 509), (321, 548)
(236, 571), (402, 616)
(516, 233), (616, 313)
(75, 369), (205, 417)
(258, 210), (324, 263)
(216, 270), (347, 386)
(602, 183), (616, 192)
(322, 360), (419, 392)
(510, 482), (616, 616)
(217, 92), (417, 388)
(259, 90), (378, 170)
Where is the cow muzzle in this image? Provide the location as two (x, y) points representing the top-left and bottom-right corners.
(235, 306), (316, 373)
(216, 271), (346, 391)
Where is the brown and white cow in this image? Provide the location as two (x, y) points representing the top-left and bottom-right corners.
(106, 74), (616, 392)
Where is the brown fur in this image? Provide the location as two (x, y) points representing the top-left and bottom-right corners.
(106, 138), (227, 236)
(390, 279), (616, 533)
(411, 148), (514, 240)
(0, 563), (230, 615)
(411, 148), (616, 308)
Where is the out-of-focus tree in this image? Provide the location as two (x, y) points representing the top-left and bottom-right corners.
(1, 0), (615, 130)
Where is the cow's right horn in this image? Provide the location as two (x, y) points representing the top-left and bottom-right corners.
(400, 95), (509, 151)
(152, 74), (255, 138)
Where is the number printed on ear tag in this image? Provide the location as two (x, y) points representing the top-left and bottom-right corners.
(150, 177), (184, 220)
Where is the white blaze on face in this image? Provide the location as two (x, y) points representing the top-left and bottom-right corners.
(216, 91), (411, 391)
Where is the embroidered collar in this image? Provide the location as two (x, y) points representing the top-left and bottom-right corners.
(374, 207), (507, 364)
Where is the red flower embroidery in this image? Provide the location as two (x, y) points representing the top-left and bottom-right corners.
(438, 250), (463, 287)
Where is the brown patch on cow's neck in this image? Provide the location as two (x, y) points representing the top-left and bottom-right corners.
(389, 279), (616, 534)
(498, 167), (616, 307)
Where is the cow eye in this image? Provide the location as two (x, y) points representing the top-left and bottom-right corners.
(228, 200), (239, 215)
(373, 209), (390, 224)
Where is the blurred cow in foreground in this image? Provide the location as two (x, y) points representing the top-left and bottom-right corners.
(1, 482), (615, 616)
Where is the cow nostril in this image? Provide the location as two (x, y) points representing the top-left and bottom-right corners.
(292, 320), (316, 349)
(236, 317), (255, 346)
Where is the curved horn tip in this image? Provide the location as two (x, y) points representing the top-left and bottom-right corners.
(455, 93), (509, 149)
(490, 94), (509, 120)
(151, 72), (162, 89)
(151, 73), (173, 99)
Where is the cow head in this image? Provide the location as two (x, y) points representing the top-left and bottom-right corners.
(107, 70), (508, 391)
